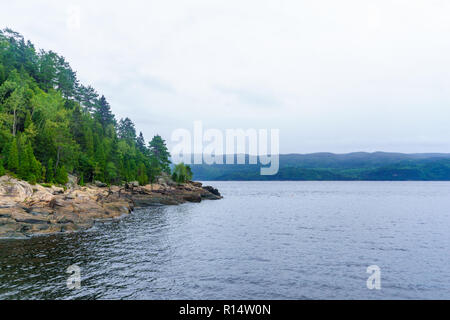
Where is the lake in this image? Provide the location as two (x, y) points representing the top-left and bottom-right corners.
(0, 181), (449, 299)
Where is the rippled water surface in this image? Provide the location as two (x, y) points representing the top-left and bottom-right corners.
(1, 181), (449, 300)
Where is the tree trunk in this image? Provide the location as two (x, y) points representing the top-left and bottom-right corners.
(55, 146), (61, 169)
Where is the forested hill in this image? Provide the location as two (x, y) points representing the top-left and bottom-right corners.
(190, 152), (450, 181)
(0, 28), (172, 185)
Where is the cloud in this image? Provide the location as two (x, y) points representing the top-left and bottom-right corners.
(2, 0), (450, 153)
(214, 86), (282, 108)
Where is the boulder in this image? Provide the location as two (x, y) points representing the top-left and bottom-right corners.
(191, 181), (203, 188)
(95, 181), (108, 188)
(182, 193), (202, 203)
(51, 186), (64, 195)
(202, 186), (221, 197)
(66, 174), (79, 189)
(0, 176), (34, 207)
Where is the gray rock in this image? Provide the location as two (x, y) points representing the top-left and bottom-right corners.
(95, 181), (108, 188)
(203, 186), (221, 197)
(130, 181), (140, 187)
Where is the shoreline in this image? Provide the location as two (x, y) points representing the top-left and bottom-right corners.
(0, 175), (222, 239)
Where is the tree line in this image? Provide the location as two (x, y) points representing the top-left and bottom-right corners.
(0, 28), (192, 186)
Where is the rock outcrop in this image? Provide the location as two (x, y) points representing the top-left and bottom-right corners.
(0, 175), (222, 239)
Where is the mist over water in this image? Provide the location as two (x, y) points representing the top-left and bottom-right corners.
(1, 181), (449, 300)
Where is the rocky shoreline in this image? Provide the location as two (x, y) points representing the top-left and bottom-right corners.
(0, 175), (222, 239)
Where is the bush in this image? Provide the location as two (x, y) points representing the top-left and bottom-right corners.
(172, 163), (193, 184)
(28, 174), (37, 185)
(55, 165), (68, 185)
(79, 174), (85, 186)
(0, 158), (5, 176)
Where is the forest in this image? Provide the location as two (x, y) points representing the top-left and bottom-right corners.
(190, 152), (450, 181)
(0, 28), (182, 186)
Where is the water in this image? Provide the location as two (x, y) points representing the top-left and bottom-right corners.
(0, 181), (449, 300)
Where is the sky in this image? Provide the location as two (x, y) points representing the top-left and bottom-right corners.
(1, 0), (450, 154)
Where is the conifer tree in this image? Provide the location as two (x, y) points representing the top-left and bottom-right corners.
(46, 158), (54, 183)
(136, 132), (147, 154)
(55, 165), (68, 185)
(95, 95), (115, 128)
(137, 162), (148, 186)
(7, 139), (19, 172)
(148, 135), (171, 174)
(0, 158), (5, 176)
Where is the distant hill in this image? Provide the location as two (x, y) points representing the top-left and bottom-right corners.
(189, 152), (450, 181)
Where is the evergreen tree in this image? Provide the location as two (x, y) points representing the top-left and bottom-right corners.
(137, 162), (148, 186)
(41, 165), (46, 182)
(78, 85), (98, 113)
(7, 138), (19, 172)
(46, 158), (54, 183)
(0, 158), (5, 176)
(148, 135), (171, 174)
(55, 165), (68, 185)
(172, 163), (193, 183)
(95, 95), (115, 128)
(136, 132), (147, 154)
(118, 117), (136, 143)
(18, 138), (31, 179)
(105, 161), (117, 184)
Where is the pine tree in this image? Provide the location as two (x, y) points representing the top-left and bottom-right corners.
(26, 143), (41, 181)
(148, 135), (171, 174)
(7, 138), (19, 172)
(172, 163), (193, 184)
(118, 117), (136, 143)
(28, 174), (37, 185)
(41, 165), (46, 182)
(46, 158), (54, 183)
(55, 165), (68, 185)
(95, 95), (115, 128)
(137, 132), (147, 154)
(0, 158), (5, 176)
(18, 137), (30, 180)
(84, 128), (94, 157)
(137, 162), (148, 186)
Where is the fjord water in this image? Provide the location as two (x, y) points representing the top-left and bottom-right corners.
(0, 182), (449, 300)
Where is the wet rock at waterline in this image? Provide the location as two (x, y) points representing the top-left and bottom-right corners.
(0, 175), (222, 238)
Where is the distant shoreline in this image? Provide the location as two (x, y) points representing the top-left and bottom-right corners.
(190, 152), (450, 181)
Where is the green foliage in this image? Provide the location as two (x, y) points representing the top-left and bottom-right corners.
(55, 165), (68, 185)
(46, 158), (54, 183)
(190, 153), (450, 181)
(0, 158), (5, 176)
(40, 183), (52, 188)
(0, 28), (172, 185)
(28, 174), (37, 185)
(6, 138), (19, 171)
(172, 163), (193, 184)
(149, 135), (171, 174)
(137, 162), (149, 186)
(79, 174), (84, 186)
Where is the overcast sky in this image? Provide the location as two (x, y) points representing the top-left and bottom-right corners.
(2, 0), (450, 153)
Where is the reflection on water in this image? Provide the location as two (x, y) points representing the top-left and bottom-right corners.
(0, 182), (449, 300)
